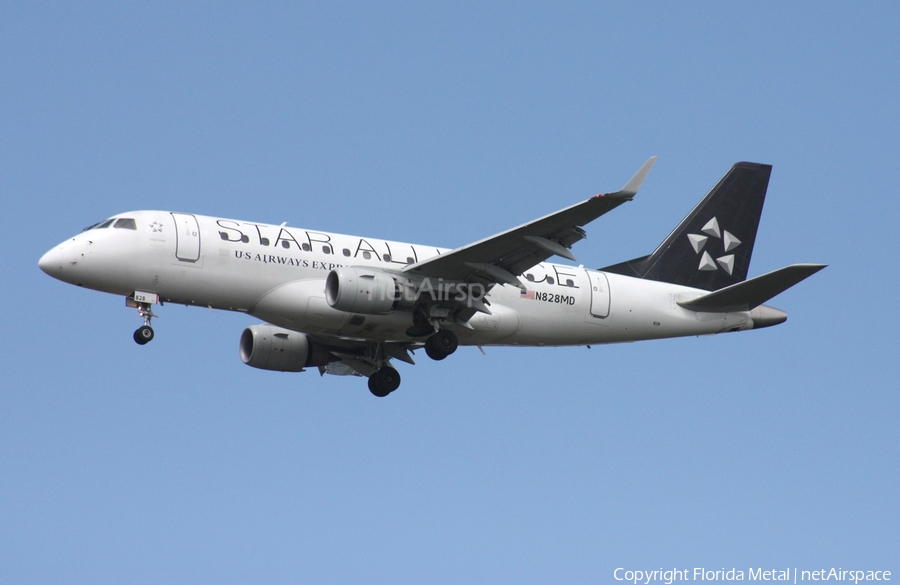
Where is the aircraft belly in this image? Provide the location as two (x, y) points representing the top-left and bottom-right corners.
(157, 266), (264, 310)
(455, 303), (521, 345)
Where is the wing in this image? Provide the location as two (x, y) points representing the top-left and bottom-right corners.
(403, 157), (657, 289)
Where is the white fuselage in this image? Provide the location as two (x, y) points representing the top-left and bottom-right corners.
(39, 211), (757, 347)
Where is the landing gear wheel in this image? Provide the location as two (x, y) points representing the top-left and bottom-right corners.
(425, 329), (458, 361)
(134, 325), (154, 345)
(424, 339), (446, 361)
(368, 367), (401, 397)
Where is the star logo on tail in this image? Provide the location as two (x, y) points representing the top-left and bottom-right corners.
(687, 217), (741, 275)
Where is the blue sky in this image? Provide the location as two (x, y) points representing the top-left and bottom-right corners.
(2, 2), (898, 583)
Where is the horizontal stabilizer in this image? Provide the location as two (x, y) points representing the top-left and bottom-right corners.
(677, 264), (826, 312)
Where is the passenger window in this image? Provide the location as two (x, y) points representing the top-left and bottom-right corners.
(322, 246), (332, 254)
(342, 249), (351, 257)
(383, 254), (391, 262)
(113, 218), (137, 230)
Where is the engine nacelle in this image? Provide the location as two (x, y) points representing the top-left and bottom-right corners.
(240, 325), (329, 372)
(325, 266), (397, 314)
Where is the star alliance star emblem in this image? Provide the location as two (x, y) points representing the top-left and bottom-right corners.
(150, 221), (163, 233)
(687, 217), (741, 275)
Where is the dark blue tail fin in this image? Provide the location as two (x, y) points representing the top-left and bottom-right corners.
(603, 162), (771, 291)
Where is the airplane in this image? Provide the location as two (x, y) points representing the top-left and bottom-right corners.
(38, 158), (825, 397)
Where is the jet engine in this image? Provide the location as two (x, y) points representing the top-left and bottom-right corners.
(240, 324), (330, 372)
(325, 266), (398, 314)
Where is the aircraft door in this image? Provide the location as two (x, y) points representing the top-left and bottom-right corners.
(171, 213), (201, 262)
(586, 269), (610, 318)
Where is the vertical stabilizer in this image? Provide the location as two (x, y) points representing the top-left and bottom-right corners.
(603, 162), (771, 291)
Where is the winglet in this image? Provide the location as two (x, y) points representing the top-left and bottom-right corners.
(615, 156), (657, 199)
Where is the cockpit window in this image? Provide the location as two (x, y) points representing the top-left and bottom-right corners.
(113, 218), (137, 230)
(82, 218), (115, 231)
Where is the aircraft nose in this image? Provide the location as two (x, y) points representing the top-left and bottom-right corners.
(38, 244), (69, 277)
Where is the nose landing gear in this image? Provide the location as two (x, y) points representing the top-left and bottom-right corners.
(131, 299), (158, 345)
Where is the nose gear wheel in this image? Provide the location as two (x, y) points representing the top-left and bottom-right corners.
(134, 325), (154, 345)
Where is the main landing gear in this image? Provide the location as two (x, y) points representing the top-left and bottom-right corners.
(424, 329), (458, 361)
(368, 366), (401, 398)
(132, 301), (157, 345)
(366, 329), (456, 397)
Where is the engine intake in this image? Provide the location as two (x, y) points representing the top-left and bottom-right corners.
(325, 266), (397, 314)
(240, 325), (329, 372)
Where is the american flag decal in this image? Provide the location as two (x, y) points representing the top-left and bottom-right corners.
(520, 289), (535, 300)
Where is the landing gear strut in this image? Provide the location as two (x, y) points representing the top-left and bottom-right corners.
(424, 329), (458, 361)
(368, 366), (401, 397)
(133, 301), (157, 345)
